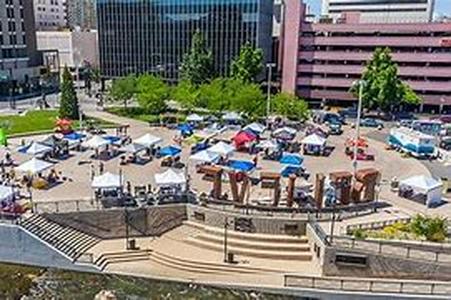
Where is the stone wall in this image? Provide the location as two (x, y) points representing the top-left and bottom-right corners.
(44, 204), (187, 239)
(186, 205), (307, 235)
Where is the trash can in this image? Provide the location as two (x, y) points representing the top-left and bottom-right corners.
(227, 252), (234, 263)
(127, 239), (136, 250)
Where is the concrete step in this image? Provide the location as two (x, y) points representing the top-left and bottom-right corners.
(95, 250), (152, 270)
(184, 221), (308, 244)
(186, 237), (312, 260)
(194, 233), (310, 252)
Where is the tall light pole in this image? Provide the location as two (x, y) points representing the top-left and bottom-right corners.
(266, 63), (276, 127)
(353, 80), (365, 177)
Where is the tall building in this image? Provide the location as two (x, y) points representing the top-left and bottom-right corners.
(321, 0), (435, 23)
(281, 1), (451, 113)
(97, 0), (273, 80)
(1, 0), (41, 97)
(33, 0), (67, 30)
(67, 0), (97, 30)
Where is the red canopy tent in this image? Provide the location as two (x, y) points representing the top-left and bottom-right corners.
(233, 131), (257, 148)
(345, 137), (368, 148)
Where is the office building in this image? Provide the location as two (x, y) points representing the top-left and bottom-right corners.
(33, 0), (67, 30)
(97, 0), (273, 80)
(0, 0), (41, 97)
(67, 0), (97, 30)
(322, 0), (435, 23)
(281, 1), (451, 112)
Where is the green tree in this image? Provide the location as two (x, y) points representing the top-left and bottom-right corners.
(180, 30), (214, 85)
(109, 74), (136, 109)
(172, 80), (200, 111)
(351, 47), (421, 111)
(59, 66), (79, 120)
(228, 79), (265, 118)
(272, 92), (310, 121)
(199, 78), (229, 112)
(136, 74), (168, 114)
(230, 42), (264, 83)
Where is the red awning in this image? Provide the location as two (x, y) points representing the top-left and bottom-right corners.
(233, 131), (257, 147)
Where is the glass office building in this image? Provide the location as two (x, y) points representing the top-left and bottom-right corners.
(97, 0), (273, 80)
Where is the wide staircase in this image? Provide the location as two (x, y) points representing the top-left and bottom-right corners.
(184, 221), (312, 261)
(19, 214), (100, 261)
(94, 250), (152, 271)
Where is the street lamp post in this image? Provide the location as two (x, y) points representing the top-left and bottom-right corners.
(266, 63), (276, 128)
(353, 80), (365, 177)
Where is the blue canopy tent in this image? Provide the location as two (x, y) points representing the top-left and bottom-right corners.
(64, 132), (86, 141)
(279, 153), (304, 166)
(281, 166), (301, 178)
(159, 146), (182, 157)
(103, 135), (122, 145)
(178, 123), (193, 137)
(227, 160), (255, 172)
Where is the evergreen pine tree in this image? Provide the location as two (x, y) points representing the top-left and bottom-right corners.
(59, 66), (79, 120)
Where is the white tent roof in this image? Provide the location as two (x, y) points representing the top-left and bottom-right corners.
(91, 172), (123, 189)
(208, 141), (235, 156)
(16, 157), (53, 174)
(135, 133), (163, 147)
(257, 139), (279, 150)
(83, 135), (109, 149)
(0, 185), (15, 202)
(244, 122), (266, 134)
(222, 112), (242, 121)
(24, 142), (53, 155)
(302, 134), (327, 146)
(186, 113), (204, 122)
(120, 143), (146, 154)
(400, 175), (443, 193)
(155, 169), (186, 186)
(189, 150), (220, 163)
(274, 126), (297, 136)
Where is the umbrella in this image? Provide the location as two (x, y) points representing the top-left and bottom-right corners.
(83, 135), (109, 149)
(159, 146), (182, 157)
(91, 172), (123, 189)
(208, 141), (235, 156)
(222, 112), (242, 121)
(186, 113), (204, 122)
(280, 153), (304, 166)
(16, 157), (53, 174)
(155, 169), (186, 186)
(244, 122), (266, 135)
(189, 150), (220, 163)
(302, 134), (327, 147)
(20, 142), (53, 156)
(257, 139), (279, 150)
(120, 143), (146, 154)
(135, 133), (162, 147)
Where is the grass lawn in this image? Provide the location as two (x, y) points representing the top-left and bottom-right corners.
(0, 110), (114, 136)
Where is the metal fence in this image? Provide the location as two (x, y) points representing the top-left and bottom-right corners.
(33, 199), (100, 214)
(345, 217), (412, 234)
(284, 275), (451, 296)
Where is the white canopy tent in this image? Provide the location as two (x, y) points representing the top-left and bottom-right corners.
(83, 135), (109, 149)
(16, 157), (53, 174)
(244, 122), (266, 134)
(155, 169), (186, 187)
(23, 142), (53, 156)
(186, 113), (204, 122)
(189, 150), (220, 164)
(399, 175), (443, 207)
(208, 141), (235, 156)
(222, 112), (242, 121)
(257, 139), (279, 150)
(302, 134), (327, 147)
(120, 143), (146, 154)
(274, 126), (297, 136)
(0, 185), (16, 202)
(91, 172), (123, 189)
(135, 133), (163, 148)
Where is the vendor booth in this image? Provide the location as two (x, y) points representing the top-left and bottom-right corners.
(17, 157), (53, 174)
(208, 141), (235, 157)
(155, 169), (187, 203)
(189, 150), (220, 165)
(92, 172), (126, 208)
(135, 133), (162, 148)
(233, 131), (257, 149)
(399, 175), (443, 207)
(244, 122), (266, 135)
(186, 113), (204, 124)
(18, 142), (53, 157)
(222, 112), (242, 124)
(302, 134), (327, 156)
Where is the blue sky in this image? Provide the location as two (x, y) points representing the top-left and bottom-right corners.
(304, 0), (451, 17)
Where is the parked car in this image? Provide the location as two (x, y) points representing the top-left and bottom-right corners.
(398, 119), (414, 128)
(440, 137), (451, 151)
(356, 118), (384, 129)
(437, 115), (451, 124)
(393, 111), (416, 121)
(313, 111), (345, 124)
(328, 122), (343, 135)
(338, 107), (358, 119)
